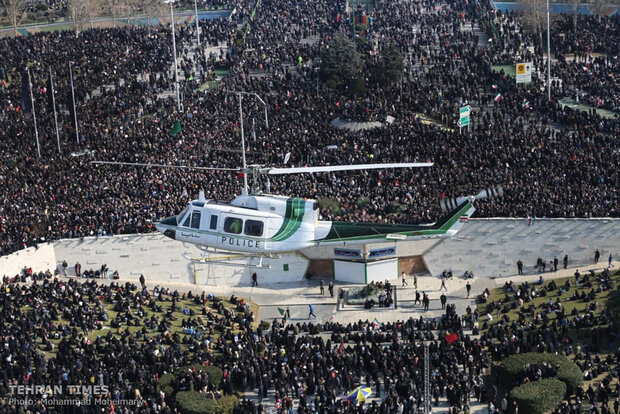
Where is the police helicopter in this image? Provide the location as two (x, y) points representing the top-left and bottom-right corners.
(92, 157), (502, 268)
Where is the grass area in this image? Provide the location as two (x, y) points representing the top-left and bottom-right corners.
(23, 291), (258, 362)
(558, 98), (619, 119)
(413, 113), (455, 132)
(492, 64), (517, 77)
(478, 269), (619, 357)
(198, 68), (229, 91)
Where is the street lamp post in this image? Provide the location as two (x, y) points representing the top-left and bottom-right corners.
(194, 0), (200, 46)
(167, 0), (181, 111)
(546, 0), (551, 101)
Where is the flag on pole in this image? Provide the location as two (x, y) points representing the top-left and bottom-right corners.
(169, 120), (181, 136)
(277, 307), (286, 316)
(372, 318), (383, 328)
(491, 84), (498, 89)
(406, 192), (413, 201)
(337, 339), (344, 354)
(493, 93), (502, 102)
(521, 100), (530, 108)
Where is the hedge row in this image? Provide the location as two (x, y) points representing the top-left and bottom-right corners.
(509, 378), (566, 414)
(158, 365), (224, 401)
(175, 391), (238, 414)
(500, 352), (583, 393)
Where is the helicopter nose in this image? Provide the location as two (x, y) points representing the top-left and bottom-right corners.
(157, 216), (177, 240)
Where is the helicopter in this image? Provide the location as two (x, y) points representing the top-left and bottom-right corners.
(92, 159), (503, 267)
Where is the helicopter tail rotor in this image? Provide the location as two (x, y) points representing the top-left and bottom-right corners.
(440, 185), (503, 213)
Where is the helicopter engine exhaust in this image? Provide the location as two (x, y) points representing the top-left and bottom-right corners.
(439, 185), (503, 213)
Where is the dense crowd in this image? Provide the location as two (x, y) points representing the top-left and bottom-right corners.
(0, 266), (618, 413)
(0, 0), (618, 258)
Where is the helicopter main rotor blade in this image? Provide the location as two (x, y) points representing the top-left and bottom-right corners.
(90, 161), (239, 172)
(265, 162), (434, 175)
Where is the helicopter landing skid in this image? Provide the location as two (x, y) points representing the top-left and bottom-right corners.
(182, 252), (272, 268)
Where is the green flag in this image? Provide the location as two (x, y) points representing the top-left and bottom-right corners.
(277, 307), (286, 316)
(169, 120), (181, 136)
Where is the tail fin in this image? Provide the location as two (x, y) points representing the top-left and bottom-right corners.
(433, 200), (476, 237)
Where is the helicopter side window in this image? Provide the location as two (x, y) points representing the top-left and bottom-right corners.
(210, 215), (218, 230)
(182, 214), (191, 227)
(224, 217), (243, 234)
(190, 211), (202, 229)
(244, 220), (264, 237)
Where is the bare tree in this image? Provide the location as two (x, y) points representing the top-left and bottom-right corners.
(68, 0), (102, 33)
(143, 0), (168, 27)
(517, 0), (547, 48)
(1, 0), (26, 37)
(590, 0), (610, 20)
(568, 0), (580, 31)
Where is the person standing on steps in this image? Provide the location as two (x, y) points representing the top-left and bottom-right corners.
(401, 272), (408, 287)
(320, 279), (325, 295)
(466, 281), (471, 298)
(439, 275), (448, 291)
(251, 272), (258, 287)
(563, 254), (569, 269)
(517, 259), (523, 275)
(328, 281), (334, 298)
(308, 304), (317, 319)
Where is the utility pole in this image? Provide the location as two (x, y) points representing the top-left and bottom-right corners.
(424, 341), (431, 414)
(69, 62), (79, 144)
(546, 0), (551, 101)
(194, 0), (200, 46)
(168, 0), (181, 111)
(27, 69), (41, 158)
(49, 68), (61, 153)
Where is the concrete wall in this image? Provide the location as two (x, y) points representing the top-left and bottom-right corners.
(0, 243), (56, 277)
(54, 234), (308, 286)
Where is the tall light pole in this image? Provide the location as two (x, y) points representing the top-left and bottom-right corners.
(546, 0), (551, 101)
(194, 0), (200, 46)
(166, 0), (181, 111)
(49, 68), (61, 154)
(69, 62), (79, 144)
(27, 69), (41, 158)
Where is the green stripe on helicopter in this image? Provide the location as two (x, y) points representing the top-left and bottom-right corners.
(270, 198), (306, 241)
(318, 201), (472, 242)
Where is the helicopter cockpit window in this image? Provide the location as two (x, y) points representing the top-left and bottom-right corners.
(244, 220), (264, 237)
(210, 215), (218, 230)
(177, 206), (190, 223)
(190, 211), (201, 229)
(182, 214), (191, 227)
(224, 217), (243, 234)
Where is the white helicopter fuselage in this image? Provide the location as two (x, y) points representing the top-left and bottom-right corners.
(156, 195), (330, 253)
